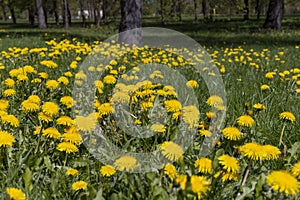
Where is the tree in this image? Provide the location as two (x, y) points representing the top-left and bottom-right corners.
(8, 0), (16, 24)
(263, 0), (284, 29)
(36, 0), (47, 28)
(244, 0), (249, 20)
(119, 0), (142, 47)
(0, 0), (7, 21)
(63, 0), (69, 29)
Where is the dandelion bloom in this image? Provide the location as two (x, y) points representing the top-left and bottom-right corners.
(0, 130), (15, 147)
(214, 171), (239, 182)
(62, 127), (82, 145)
(175, 174), (187, 190)
(238, 142), (280, 161)
(237, 115), (254, 127)
(100, 165), (116, 177)
(164, 163), (178, 180)
(3, 78), (15, 88)
(221, 126), (242, 141)
(21, 100), (39, 112)
(72, 181), (88, 191)
(114, 155), (138, 171)
(60, 96), (75, 108)
(253, 103), (266, 110)
(2, 114), (19, 127)
(103, 75), (117, 84)
(199, 129), (212, 137)
(292, 161), (300, 178)
(111, 92), (130, 104)
(161, 141), (184, 161)
(42, 102), (59, 117)
(261, 84), (270, 90)
(6, 187), (26, 200)
(57, 142), (79, 154)
(40, 60), (58, 68)
(266, 170), (299, 196)
(56, 116), (74, 126)
(218, 154), (239, 173)
(66, 168), (79, 176)
(186, 80), (198, 88)
(206, 111), (215, 119)
(97, 103), (114, 118)
(206, 95), (223, 107)
(0, 99), (9, 111)
(46, 80), (59, 90)
(150, 123), (166, 133)
(38, 112), (53, 123)
(194, 158), (213, 174)
(42, 127), (61, 139)
(75, 113), (97, 132)
(182, 105), (200, 128)
(57, 76), (69, 85)
(190, 175), (210, 199)
(279, 111), (296, 122)
(27, 95), (41, 104)
(164, 100), (182, 113)
(3, 89), (16, 97)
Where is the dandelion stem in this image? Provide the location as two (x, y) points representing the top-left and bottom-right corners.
(63, 153), (68, 168)
(279, 123), (286, 147)
(241, 165), (251, 186)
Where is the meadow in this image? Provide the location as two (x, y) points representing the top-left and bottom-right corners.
(0, 17), (300, 199)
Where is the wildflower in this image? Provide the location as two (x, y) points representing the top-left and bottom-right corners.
(238, 142), (280, 161)
(292, 161), (300, 178)
(56, 116), (74, 126)
(0, 130), (15, 147)
(164, 163), (178, 180)
(279, 111), (296, 123)
(186, 80), (198, 88)
(182, 105), (200, 127)
(194, 158), (213, 174)
(161, 141), (184, 161)
(66, 168), (79, 176)
(57, 142), (79, 154)
(190, 175), (210, 199)
(266, 170), (299, 195)
(261, 84), (270, 90)
(100, 165), (116, 177)
(3, 89), (16, 97)
(42, 127), (61, 139)
(199, 129), (212, 137)
(111, 92), (130, 104)
(164, 100), (181, 112)
(27, 95), (41, 104)
(206, 95), (223, 107)
(206, 111), (215, 119)
(6, 187), (26, 200)
(0, 99), (9, 111)
(38, 112), (53, 123)
(2, 78), (15, 88)
(114, 155), (138, 171)
(60, 96), (75, 108)
(214, 171), (239, 182)
(72, 181), (88, 191)
(175, 174), (187, 190)
(265, 72), (276, 79)
(237, 115), (255, 127)
(46, 80), (59, 90)
(222, 126), (242, 141)
(150, 123), (166, 133)
(38, 72), (48, 79)
(75, 113), (97, 132)
(2, 115), (19, 127)
(253, 103), (266, 110)
(218, 154), (239, 173)
(62, 127), (82, 145)
(40, 60), (58, 68)
(42, 102), (59, 117)
(97, 103), (114, 118)
(21, 100), (39, 112)
(103, 75), (117, 84)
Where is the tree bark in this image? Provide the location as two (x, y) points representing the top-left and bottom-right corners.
(244, 0), (249, 20)
(0, 0), (7, 21)
(194, 0), (198, 21)
(119, 0), (142, 47)
(53, 0), (59, 25)
(255, 0), (261, 20)
(263, 0), (284, 29)
(79, 0), (86, 27)
(202, 0), (208, 20)
(94, 0), (101, 28)
(28, 7), (35, 26)
(63, 0), (69, 29)
(8, 0), (16, 24)
(36, 0), (47, 28)
(160, 0), (165, 25)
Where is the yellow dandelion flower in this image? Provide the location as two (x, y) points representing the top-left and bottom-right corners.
(75, 113), (97, 132)
(263, 145), (281, 160)
(100, 165), (116, 177)
(21, 100), (39, 112)
(150, 123), (166, 133)
(111, 91), (130, 104)
(206, 95), (223, 107)
(42, 127), (61, 139)
(3, 89), (16, 97)
(261, 84), (270, 90)
(114, 155), (138, 171)
(164, 100), (181, 112)
(40, 60), (58, 68)
(182, 105), (200, 127)
(218, 154), (239, 173)
(27, 95), (41, 104)
(164, 163), (178, 180)
(38, 112), (53, 123)
(62, 127), (82, 145)
(66, 168), (79, 176)
(253, 103), (266, 110)
(2, 78), (15, 88)
(0, 130), (15, 147)
(72, 181), (88, 191)
(161, 141), (184, 161)
(42, 102), (59, 117)
(279, 111), (296, 123)
(222, 126), (242, 141)
(214, 171), (239, 182)
(56, 116), (74, 126)
(206, 111), (215, 119)
(58, 76), (69, 85)
(0, 99), (9, 111)
(237, 115), (255, 127)
(6, 187), (26, 200)
(97, 103), (114, 118)
(2, 114), (19, 127)
(60, 96), (75, 108)
(103, 75), (117, 84)
(199, 129), (212, 137)
(186, 80), (198, 88)
(190, 175), (210, 199)
(46, 80), (59, 90)
(57, 142), (79, 154)
(175, 174), (187, 190)
(266, 170), (299, 196)
(195, 158), (213, 174)
(238, 142), (280, 161)
(292, 161), (300, 178)
(34, 126), (42, 135)
(265, 72), (276, 79)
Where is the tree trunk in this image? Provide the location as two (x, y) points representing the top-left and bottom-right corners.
(67, 2), (71, 25)
(0, 0), (7, 21)
(160, 0), (165, 25)
(94, 0), (101, 28)
(209, 0), (214, 21)
(202, 0), (208, 20)
(171, 0), (176, 19)
(79, 0), (86, 27)
(255, 0), (261, 20)
(8, 0), (16, 24)
(28, 8), (35, 26)
(36, 0), (47, 28)
(119, 0), (142, 47)
(63, 0), (69, 29)
(53, 0), (59, 25)
(194, 0), (198, 21)
(244, 0), (249, 20)
(263, 0), (284, 29)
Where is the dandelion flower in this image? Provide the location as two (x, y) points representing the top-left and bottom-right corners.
(57, 76), (69, 85)
(214, 171), (239, 182)
(75, 113), (97, 132)
(253, 103), (266, 110)
(42, 102), (59, 117)
(46, 80), (59, 90)
(114, 155), (138, 171)
(56, 116), (74, 126)
(199, 129), (212, 137)
(0, 99), (9, 111)
(261, 84), (270, 90)
(2, 114), (19, 127)
(151, 123), (166, 133)
(103, 75), (117, 84)
(292, 161), (300, 178)
(97, 103), (114, 118)
(190, 175), (210, 199)
(6, 187), (26, 200)
(57, 142), (79, 154)
(100, 165), (116, 177)
(194, 158), (213, 174)
(222, 126), (242, 141)
(186, 80), (198, 88)
(279, 111), (296, 123)
(182, 105), (200, 127)
(21, 100), (39, 112)
(164, 163), (178, 180)
(161, 141), (184, 161)
(266, 170), (299, 196)
(42, 127), (61, 139)
(72, 181), (88, 191)
(60, 96), (75, 108)
(40, 60), (58, 68)
(27, 95), (41, 104)
(164, 100), (181, 112)
(62, 127), (82, 145)
(3, 78), (15, 88)
(38, 112), (53, 123)
(206, 95), (223, 107)
(0, 130), (15, 147)
(218, 154), (239, 173)
(175, 174), (187, 190)
(3, 89), (16, 97)
(237, 115), (254, 127)
(66, 168), (79, 176)
(238, 142), (280, 161)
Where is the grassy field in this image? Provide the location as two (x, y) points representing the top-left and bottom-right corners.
(0, 17), (300, 199)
